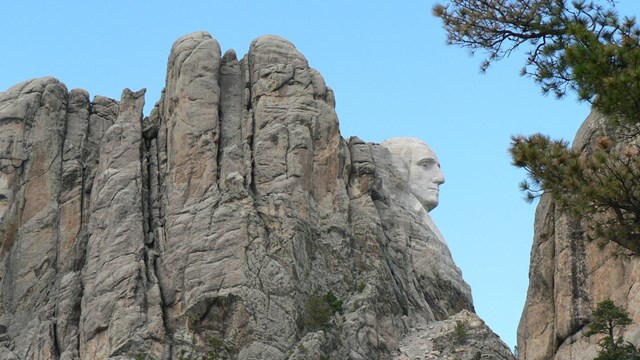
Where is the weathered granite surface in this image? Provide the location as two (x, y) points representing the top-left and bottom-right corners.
(517, 111), (640, 360)
(0, 31), (512, 359)
(395, 310), (516, 360)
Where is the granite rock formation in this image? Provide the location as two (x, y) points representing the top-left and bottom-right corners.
(517, 111), (640, 360)
(395, 310), (516, 360)
(0, 31), (513, 359)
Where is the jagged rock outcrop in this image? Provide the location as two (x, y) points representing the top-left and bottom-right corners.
(517, 111), (640, 360)
(0, 31), (513, 359)
(395, 310), (516, 360)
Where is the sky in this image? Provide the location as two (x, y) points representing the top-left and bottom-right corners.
(2, 0), (639, 351)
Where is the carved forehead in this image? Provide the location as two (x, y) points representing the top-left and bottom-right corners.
(381, 137), (438, 163)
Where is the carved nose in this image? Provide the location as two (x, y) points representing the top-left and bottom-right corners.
(434, 171), (445, 185)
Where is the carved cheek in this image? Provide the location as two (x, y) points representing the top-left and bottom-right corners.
(411, 166), (428, 182)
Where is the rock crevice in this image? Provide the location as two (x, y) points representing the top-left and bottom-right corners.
(0, 32), (512, 360)
(518, 111), (640, 360)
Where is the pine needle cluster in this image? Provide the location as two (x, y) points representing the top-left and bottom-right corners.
(435, 1), (640, 253)
(587, 300), (640, 360)
(304, 291), (343, 331)
(433, 0), (640, 124)
(510, 131), (640, 254)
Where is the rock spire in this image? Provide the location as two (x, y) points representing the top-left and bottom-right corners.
(0, 31), (512, 360)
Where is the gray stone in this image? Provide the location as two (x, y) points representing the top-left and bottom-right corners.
(0, 77), (68, 360)
(517, 110), (640, 360)
(395, 310), (515, 360)
(0, 31), (511, 360)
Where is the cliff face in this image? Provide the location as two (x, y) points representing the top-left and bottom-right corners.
(0, 32), (512, 360)
(517, 111), (640, 360)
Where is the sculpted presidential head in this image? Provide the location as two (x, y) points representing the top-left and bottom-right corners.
(381, 137), (445, 212)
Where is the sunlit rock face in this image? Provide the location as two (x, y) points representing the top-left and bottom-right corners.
(517, 111), (640, 360)
(0, 31), (512, 359)
(381, 137), (450, 247)
(382, 137), (445, 212)
(395, 310), (516, 360)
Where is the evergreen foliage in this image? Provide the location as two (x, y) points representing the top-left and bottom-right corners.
(434, 0), (640, 253)
(324, 290), (344, 315)
(433, 0), (640, 124)
(510, 131), (640, 254)
(304, 291), (343, 330)
(587, 300), (640, 360)
(304, 293), (332, 330)
(454, 320), (469, 343)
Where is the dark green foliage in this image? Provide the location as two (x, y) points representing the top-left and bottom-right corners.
(305, 293), (332, 330)
(433, 0), (640, 124)
(587, 300), (640, 360)
(593, 341), (640, 360)
(324, 291), (344, 315)
(588, 300), (632, 338)
(564, 16), (640, 125)
(304, 291), (344, 330)
(205, 337), (229, 359)
(454, 320), (468, 343)
(510, 132), (640, 254)
(436, 1), (640, 253)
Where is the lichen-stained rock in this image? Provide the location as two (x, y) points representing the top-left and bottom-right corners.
(517, 111), (640, 360)
(0, 31), (511, 360)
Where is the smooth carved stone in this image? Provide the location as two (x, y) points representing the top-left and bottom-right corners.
(381, 137), (449, 247)
(0, 32), (511, 360)
(376, 139), (472, 319)
(382, 137), (445, 212)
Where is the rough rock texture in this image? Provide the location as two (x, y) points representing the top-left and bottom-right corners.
(517, 111), (640, 360)
(0, 31), (512, 359)
(395, 310), (516, 360)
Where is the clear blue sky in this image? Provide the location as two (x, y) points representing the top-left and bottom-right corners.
(2, 0), (639, 350)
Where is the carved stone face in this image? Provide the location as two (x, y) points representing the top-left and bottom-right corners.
(382, 137), (445, 211)
(407, 143), (444, 211)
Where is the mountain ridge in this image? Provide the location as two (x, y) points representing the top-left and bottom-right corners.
(0, 31), (513, 360)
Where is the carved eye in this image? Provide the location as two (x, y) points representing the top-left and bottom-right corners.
(417, 158), (437, 169)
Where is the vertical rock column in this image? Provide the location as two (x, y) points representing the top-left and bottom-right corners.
(54, 88), (91, 360)
(156, 31), (250, 337)
(0, 79), (123, 360)
(0, 78), (68, 359)
(217, 49), (247, 187)
(58, 89), (90, 270)
(56, 94), (118, 360)
(80, 88), (165, 359)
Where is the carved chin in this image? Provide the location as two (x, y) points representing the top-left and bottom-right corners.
(415, 194), (438, 212)
(423, 201), (438, 212)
